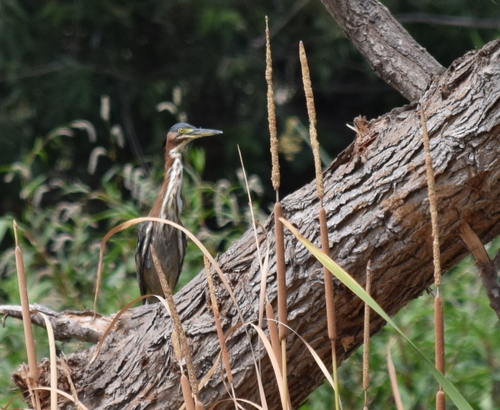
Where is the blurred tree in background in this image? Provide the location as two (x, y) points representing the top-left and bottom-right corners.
(1, 0), (500, 407)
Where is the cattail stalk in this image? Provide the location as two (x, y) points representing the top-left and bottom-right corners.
(435, 293), (445, 410)
(266, 16), (288, 408)
(420, 105), (445, 409)
(300, 40), (340, 408)
(419, 105), (442, 286)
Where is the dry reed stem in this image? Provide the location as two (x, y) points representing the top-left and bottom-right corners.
(14, 220), (41, 410)
(387, 343), (404, 410)
(237, 145), (269, 330)
(319, 207), (340, 407)
(274, 201), (289, 408)
(275, 321), (338, 389)
(257, 245), (271, 331)
(60, 355), (83, 410)
(419, 105), (442, 287)
(299, 41), (323, 199)
(32, 388), (89, 410)
(195, 325), (248, 395)
(266, 16), (280, 192)
(181, 374), (195, 410)
(151, 246), (198, 396)
(90, 295), (148, 363)
(195, 397), (205, 410)
(266, 301), (282, 371)
(281, 341), (290, 410)
(274, 203), (288, 340)
(319, 209), (335, 342)
(237, 145), (270, 409)
(204, 256), (233, 385)
(250, 324), (288, 409)
(38, 312), (57, 409)
(363, 261), (372, 407)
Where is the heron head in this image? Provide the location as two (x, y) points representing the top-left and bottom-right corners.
(164, 123), (223, 152)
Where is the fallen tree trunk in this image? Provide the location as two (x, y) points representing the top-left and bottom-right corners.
(14, 36), (500, 408)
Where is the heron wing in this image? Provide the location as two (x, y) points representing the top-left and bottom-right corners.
(135, 221), (153, 297)
(178, 229), (187, 282)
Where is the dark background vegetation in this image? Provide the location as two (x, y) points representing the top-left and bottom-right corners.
(1, 0), (500, 408)
(3, 0), (498, 218)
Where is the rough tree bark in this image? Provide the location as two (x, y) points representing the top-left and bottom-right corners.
(14, 2), (500, 409)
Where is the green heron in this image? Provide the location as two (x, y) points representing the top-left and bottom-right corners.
(135, 123), (223, 304)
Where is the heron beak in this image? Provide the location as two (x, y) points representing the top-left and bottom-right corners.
(187, 128), (223, 139)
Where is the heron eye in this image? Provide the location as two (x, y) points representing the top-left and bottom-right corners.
(179, 128), (185, 134)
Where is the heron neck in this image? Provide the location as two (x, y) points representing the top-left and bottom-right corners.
(153, 150), (183, 221)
